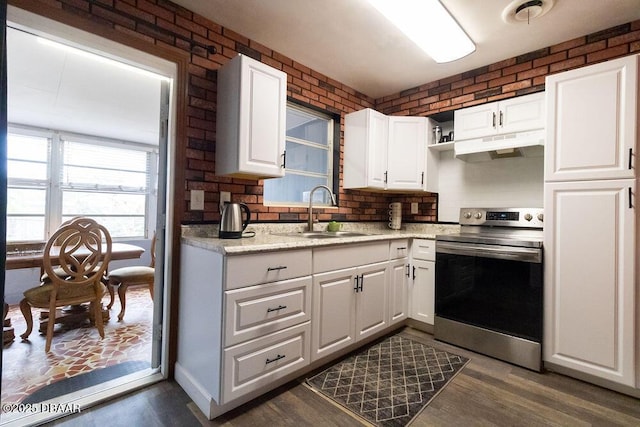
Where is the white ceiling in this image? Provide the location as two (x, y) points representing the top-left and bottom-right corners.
(7, 27), (162, 145)
(171, 0), (640, 98)
(7, 0), (640, 143)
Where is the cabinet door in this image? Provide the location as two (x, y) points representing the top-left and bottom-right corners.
(545, 55), (638, 182)
(544, 180), (636, 386)
(217, 55), (286, 178)
(409, 259), (435, 325)
(343, 109), (387, 189)
(454, 102), (498, 140)
(311, 268), (357, 360)
(239, 58), (287, 177)
(388, 258), (408, 325)
(355, 261), (389, 340)
(499, 92), (545, 134)
(387, 116), (427, 190)
(367, 109), (390, 188)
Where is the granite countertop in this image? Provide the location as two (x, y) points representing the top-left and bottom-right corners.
(181, 222), (460, 255)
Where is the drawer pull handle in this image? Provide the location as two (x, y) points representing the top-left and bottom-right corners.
(397, 247), (407, 250)
(266, 354), (286, 365)
(267, 305), (287, 313)
(267, 266), (287, 272)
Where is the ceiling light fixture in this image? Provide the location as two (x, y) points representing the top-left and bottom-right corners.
(367, 0), (475, 63)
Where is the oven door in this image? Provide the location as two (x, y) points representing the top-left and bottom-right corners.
(435, 240), (543, 342)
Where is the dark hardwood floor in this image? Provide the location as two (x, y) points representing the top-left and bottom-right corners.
(47, 327), (640, 426)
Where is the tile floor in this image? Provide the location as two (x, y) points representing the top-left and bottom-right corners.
(1, 287), (153, 408)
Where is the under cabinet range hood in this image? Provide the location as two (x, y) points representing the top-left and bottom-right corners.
(454, 129), (545, 162)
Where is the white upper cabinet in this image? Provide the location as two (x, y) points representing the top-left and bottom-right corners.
(387, 116), (431, 191)
(545, 55), (638, 182)
(344, 109), (437, 192)
(454, 92), (545, 141)
(216, 54), (287, 178)
(344, 108), (388, 189)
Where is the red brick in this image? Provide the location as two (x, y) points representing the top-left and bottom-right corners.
(550, 36), (586, 54)
(502, 80), (531, 92)
(487, 74), (517, 89)
(175, 14), (207, 37)
(517, 66), (549, 80)
(451, 77), (474, 90)
(137, 0), (174, 22)
(568, 41), (606, 58)
(462, 81), (489, 94)
(533, 52), (567, 67)
(474, 70), (502, 83)
(488, 58), (516, 72)
(502, 61), (532, 76)
(549, 56), (587, 73)
(587, 45), (629, 62)
(608, 30), (640, 47)
(272, 51), (293, 67)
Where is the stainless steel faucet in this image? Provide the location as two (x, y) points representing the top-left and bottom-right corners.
(307, 185), (337, 231)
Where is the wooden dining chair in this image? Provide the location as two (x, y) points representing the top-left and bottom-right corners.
(107, 232), (155, 321)
(19, 217), (113, 352)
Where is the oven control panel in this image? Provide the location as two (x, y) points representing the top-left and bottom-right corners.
(459, 208), (544, 228)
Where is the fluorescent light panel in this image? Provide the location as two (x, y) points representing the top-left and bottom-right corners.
(368, 0), (475, 63)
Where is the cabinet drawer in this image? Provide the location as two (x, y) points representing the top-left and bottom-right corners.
(224, 276), (311, 346)
(226, 249), (312, 290)
(389, 239), (409, 259)
(313, 242), (388, 273)
(222, 322), (310, 403)
(412, 239), (435, 261)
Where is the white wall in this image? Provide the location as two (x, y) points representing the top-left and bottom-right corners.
(437, 150), (544, 222)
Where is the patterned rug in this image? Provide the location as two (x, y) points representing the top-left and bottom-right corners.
(306, 335), (469, 427)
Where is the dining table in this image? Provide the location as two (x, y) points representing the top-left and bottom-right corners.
(4, 243), (145, 342)
(5, 243), (145, 270)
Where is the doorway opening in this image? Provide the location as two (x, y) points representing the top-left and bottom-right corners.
(2, 7), (178, 425)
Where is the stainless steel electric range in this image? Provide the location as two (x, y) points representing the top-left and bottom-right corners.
(434, 207), (544, 371)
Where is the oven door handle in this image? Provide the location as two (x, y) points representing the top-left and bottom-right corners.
(436, 241), (542, 263)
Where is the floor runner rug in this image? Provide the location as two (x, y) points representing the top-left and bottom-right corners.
(306, 335), (469, 427)
(22, 360), (150, 404)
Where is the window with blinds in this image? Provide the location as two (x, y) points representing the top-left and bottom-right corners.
(7, 129), (157, 242)
(264, 103), (335, 206)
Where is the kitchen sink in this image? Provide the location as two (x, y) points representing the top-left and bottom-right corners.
(273, 231), (375, 239)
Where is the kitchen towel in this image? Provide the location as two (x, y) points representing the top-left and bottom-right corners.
(306, 335), (469, 426)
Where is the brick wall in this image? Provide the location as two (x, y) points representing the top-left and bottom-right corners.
(13, 1), (640, 224)
(378, 21), (640, 115)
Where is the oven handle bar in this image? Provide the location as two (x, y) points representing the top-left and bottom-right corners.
(436, 241), (542, 263)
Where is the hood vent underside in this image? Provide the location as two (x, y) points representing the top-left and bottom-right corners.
(454, 129), (545, 162)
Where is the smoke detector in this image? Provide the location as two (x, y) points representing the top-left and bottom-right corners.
(502, 0), (555, 24)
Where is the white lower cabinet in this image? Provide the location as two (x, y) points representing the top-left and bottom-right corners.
(409, 239), (435, 325)
(223, 322), (311, 402)
(312, 261), (389, 361)
(388, 239), (409, 325)
(178, 239), (411, 420)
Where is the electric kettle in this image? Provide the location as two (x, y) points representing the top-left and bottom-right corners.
(219, 202), (251, 239)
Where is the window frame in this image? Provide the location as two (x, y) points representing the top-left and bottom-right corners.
(263, 100), (340, 208)
(7, 124), (158, 243)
